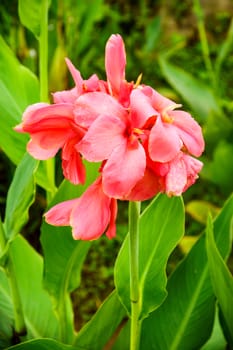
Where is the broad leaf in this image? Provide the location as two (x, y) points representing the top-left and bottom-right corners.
(8, 338), (80, 350)
(18, 0), (51, 38)
(4, 235), (59, 341)
(0, 36), (39, 165)
(159, 57), (221, 121)
(140, 194), (233, 350)
(201, 308), (227, 350)
(4, 153), (38, 240)
(115, 194), (184, 320)
(74, 290), (127, 349)
(206, 216), (233, 343)
(0, 268), (14, 349)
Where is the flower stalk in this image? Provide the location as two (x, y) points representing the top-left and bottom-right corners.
(129, 201), (142, 350)
(39, 0), (56, 201)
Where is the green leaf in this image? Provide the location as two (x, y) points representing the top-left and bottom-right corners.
(201, 308), (227, 350)
(206, 215), (233, 343)
(202, 141), (233, 194)
(18, 0), (51, 38)
(0, 36), (39, 165)
(140, 194), (233, 350)
(4, 153), (38, 240)
(186, 200), (219, 224)
(4, 235), (59, 340)
(159, 57), (221, 121)
(0, 268), (14, 348)
(74, 290), (127, 349)
(8, 338), (81, 350)
(115, 194), (185, 320)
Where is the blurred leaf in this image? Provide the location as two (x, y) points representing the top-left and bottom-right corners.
(65, 0), (105, 56)
(206, 215), (233, 344)
(186, 200), (220, 224)
(0, 268), (14, 349)
(144, 16), (161, 53)
(8, 235), (59, 340)
(179, 235), (199, 255)
(0, 36), (39, 164)
(215, 18), (233, 80)
(115, 194), (184, 320)
(140, 193), (233, 350)
(18, 0), (51, 38)
(202, 141), (233, 194)
(49, 45), (67, 92)
(4, 153), (38, 240)
(74, 290), (127, 349)
(8, 338), (80, 350)
(159, 57), (221, 121)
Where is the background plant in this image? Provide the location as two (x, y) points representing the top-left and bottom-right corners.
(0, 0), (232, 349)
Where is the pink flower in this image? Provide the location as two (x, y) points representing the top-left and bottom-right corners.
(45, 177), (117, 240)
(15, 102), (86, 184)
(52, 58), (101, 104)
(130, 87), (205, 163)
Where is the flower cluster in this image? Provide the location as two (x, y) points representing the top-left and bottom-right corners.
(15, 34), (204, 240)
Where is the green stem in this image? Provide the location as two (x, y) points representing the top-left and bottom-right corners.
(0, 216), (6, 254)
(38, 0), (56, 201)
(39, 0), (49, 102)
(129, 201), (142, 350)
(193, 0), (216, 88)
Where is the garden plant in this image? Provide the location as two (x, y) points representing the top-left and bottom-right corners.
(0, 1), (233, 350)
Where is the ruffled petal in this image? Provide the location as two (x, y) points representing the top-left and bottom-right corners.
(105, 34), (126, 95)
(102, 141), (146, 198)
(45, 198), (79, 226)
(165, 155), (187, 196)
(78, 114), (126, 162)
(20, 103), (76, 151)
(171, 110), (205, 156)
(74, 92), (126, 127)
(149, 116), (182, 162)
(70, 178), (111, 240)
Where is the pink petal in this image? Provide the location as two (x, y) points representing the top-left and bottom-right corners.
(105, 34), (126, 95)
(182, 154), (203, 191)
(27, 139), (58, 160)
(65, 58), (84, 95)
(126, 167), (162, 201)
(150, 87), (177, 113)
(171, 110), (205, 157)
(62, 137), (86, 184)
(78, 114), (126, 162)
(165, 155), (188, 196)
(149, 116), (182, 162)
(74, 92), (126, 128)
(70, 178), (112, 240)
(53, 88), (78, 104)
(21, 103), (76, 151)
(45, 198), (79, 226)
(106, 198), (118, 239)
(102, 141), (146, 199)
(130, 89), (158, 128)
